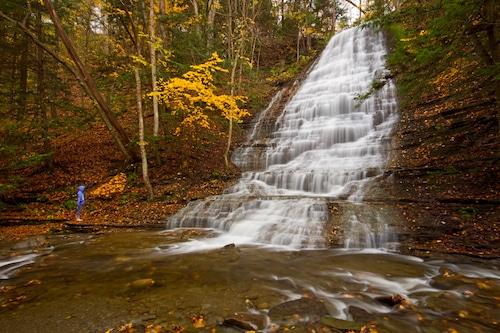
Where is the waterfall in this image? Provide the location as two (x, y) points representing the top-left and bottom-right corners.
(166, 26), (398, 251)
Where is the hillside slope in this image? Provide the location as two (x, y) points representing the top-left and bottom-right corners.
(384, 78), (500, 258)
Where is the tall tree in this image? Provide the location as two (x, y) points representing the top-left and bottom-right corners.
(43, 0), (137, 161)
(35, 1), (54, 170)
(224, 0), (253, 166)
(117, 0), (155, 200)
(149, 0), (160, 144)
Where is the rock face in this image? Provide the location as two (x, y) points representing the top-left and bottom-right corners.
(382, 91), (500, 258)
(322, 78), (500, 257)
(324, 202), (406, 250)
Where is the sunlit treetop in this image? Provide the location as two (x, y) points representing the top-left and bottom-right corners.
(152, 53), (249, 137)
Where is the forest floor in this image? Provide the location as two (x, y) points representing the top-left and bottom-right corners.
(0, 113), (248, 240)
(1, 74), (499, 261)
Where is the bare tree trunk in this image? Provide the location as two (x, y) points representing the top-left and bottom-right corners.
(158, 0), (168, 48)
(127, 1), (154, 200)
(149, 0), (161, 163)
(134, 61), (154, 200)
(190, 0), (201, 37)
(206, 0), (217, 48)
(18, 34), (29, 119)
(297, 29), (301, 61)
(43, 0), (136, 161)
(224, 0), (238, 168)
(35, 3), (53, 171)
(330, 1), (337, 35)
(15, 4), (31, 119)
(225, 40), (246, 167)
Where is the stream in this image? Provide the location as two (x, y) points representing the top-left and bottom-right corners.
(1, 26), (499, 332)
(0, 232), (499, 333)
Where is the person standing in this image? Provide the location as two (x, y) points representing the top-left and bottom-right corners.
(75, 185), (85, 221)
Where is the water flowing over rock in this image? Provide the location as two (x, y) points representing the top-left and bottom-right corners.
(223, 312), (269, 330)
(166, 26), (400, 251)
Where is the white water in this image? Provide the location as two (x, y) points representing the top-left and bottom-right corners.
(166, 26), (398, 251)
(0, 254), (39, 279)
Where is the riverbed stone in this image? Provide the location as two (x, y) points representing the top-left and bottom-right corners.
(349, 306), (376, 323)
(268, 297), (329, 323)
(11, 235), (48, 251)
(430, 266), (480, 291)
(223, 311), (269, 330)
(129, 278), (155, 289)
(257, 302), (270, 310)
(320, 316), (366, 331)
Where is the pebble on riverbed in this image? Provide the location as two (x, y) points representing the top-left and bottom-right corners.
(129, 278), (155, 289)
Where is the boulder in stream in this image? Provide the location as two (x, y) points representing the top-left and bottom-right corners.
(223, 311), (269, 330)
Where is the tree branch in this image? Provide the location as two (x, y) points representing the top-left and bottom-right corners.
(344, 0), (366, 15)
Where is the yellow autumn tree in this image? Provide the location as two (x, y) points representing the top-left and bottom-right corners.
(153, 53), (249, 166)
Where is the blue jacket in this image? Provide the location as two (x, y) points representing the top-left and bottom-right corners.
(76, 186), (85, 206)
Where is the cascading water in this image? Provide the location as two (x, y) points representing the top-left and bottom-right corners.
(166, 26), (399, 251)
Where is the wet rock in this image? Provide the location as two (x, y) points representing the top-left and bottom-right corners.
(268, 297), (329, 324)
(425, 291), (462, 313)
(375, 313), (427, 333)
(349, 306), (376, 323)
(11, 236), (48, 251)
(257, 302), (270, 310)
(431, 267), (476, 290)
(245, 298), (256, 309)
(219, 243), (241, 256)
(129, 278), (155, 289)
(375, 294), (409, 308)
(141, 314), (157, 321)
(223, 311), (269, 330)
(320, 316), (366, 331)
